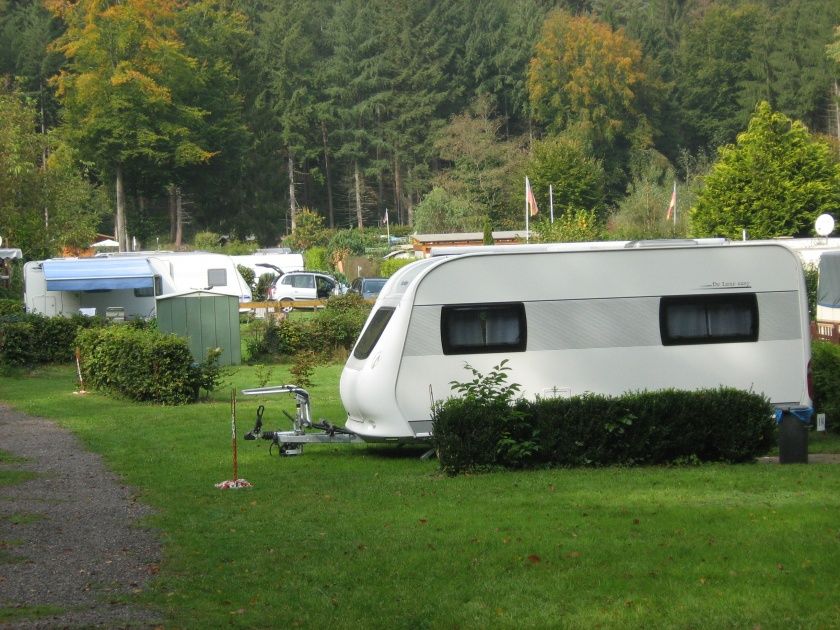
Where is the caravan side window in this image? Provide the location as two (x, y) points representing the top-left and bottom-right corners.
(353, 307), (395, 360)
(133, 276), (163, 298)
(660, 293), (758, 345)
(207, 268), (227, 287)
(441, 303), (526, 355)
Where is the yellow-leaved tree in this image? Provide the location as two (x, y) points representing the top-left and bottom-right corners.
(47, 0), (213, 250)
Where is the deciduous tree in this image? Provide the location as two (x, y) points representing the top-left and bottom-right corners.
(47, 0), (213, 250)
(0, 86), (106, 259)
(526, 135), (606, 222)
(527, 9), (660, 197)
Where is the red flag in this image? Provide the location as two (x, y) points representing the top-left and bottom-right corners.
(526, 177), (539, 217)
(665, 183), (676, 221)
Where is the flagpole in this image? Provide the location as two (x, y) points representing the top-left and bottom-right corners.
(672, 183), (677, 227)
(385, 207), (390, 244)
(525, 177), (530, 243)
(549, 185), (554, 224)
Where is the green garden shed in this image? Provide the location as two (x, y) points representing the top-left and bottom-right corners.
(156, 291), (241, 366)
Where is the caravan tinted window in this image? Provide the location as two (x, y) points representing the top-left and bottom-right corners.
(660, 294), (758, 345)
(353, 307), (395, 360)
(133, 276), (162, 298)
(441, 303), (526, 355)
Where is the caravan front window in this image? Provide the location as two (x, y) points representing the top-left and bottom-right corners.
(441, 303), (526, 355)
(660, 294), (758, 345)
(353, 307), (395, 360)
(207, 268), (227, 287)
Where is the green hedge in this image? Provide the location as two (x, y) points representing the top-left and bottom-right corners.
(245, 293), (371, 360)
(76, 326), (207, 405)
(432, 388), (775, 474)
(380, 257), (416, 278)
(811, 341), (840, 431)
(0, 313), (103, 366)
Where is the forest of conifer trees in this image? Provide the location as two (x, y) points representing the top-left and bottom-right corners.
(1, 0), (839, 256)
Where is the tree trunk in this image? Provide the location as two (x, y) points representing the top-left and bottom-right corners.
(115, 164), (127, 252)
(834, 80), (840, 158)
(168, 185), (177, 243)
(393, 153), (402, 225)
(175, 186), (183, 248)
(288, 151), (297, 232)
(377, 144), (384, 218)
(354, 159), (363, 229)
(321, 122), (335, 228)
(406, 166), (414, 227)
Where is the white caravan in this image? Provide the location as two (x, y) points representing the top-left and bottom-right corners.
(24, 251), (252, 319)
(340, 241), (813, 442)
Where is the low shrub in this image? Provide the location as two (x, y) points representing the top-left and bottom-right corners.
(311, 293), (370, 352)
(432, 363), (775, 474)
(0, 299), (24, 316)
(245, 294), (371, 361)
(76, 326), (221, 404)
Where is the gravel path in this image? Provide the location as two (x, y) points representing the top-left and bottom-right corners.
(0, 404), (163, 629)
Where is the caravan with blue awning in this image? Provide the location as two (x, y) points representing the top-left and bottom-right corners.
(24, 252), (252, 319)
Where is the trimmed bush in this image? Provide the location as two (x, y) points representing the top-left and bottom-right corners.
(432, 365), (775, 474)
(76, 326), (216, 404)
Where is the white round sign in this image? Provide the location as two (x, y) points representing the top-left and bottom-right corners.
(815, 214), (835, 237)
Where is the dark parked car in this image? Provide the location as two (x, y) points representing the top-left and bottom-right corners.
(349, 277), (388, 300)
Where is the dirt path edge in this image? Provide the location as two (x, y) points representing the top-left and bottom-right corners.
(0, 404), (163, 629)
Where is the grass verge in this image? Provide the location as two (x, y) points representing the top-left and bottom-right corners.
(1, 365), (839, 628)
(0, 605), (68, 624)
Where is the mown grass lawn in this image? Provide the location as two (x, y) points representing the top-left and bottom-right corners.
(2, 364), (840, 628)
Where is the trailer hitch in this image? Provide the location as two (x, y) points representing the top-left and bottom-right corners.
(241, 384), (363, 456)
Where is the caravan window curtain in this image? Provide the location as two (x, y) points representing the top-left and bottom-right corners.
(660, 294), (758, 345)
(441, 303), (527, 355)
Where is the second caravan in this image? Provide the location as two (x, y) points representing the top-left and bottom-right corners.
(340, 242), (813, 442)
(24, 251), (252, 319)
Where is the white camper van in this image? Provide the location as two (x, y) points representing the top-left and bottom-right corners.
(24, 251), (252, 319)
(340, 242), (813, 442)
